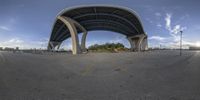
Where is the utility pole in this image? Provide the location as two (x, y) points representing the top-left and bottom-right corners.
(180, 31), (183, 56)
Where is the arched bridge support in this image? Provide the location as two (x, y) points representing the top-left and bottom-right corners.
(48, 16), (88, 54)
(127, 34), (148, 52)
(48, 41), (62, 51)
(57, 16), (82, 54)
(48, 6), (148, 55)
(81, 31), (88, 53)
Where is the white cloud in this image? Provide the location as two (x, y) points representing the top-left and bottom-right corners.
(8, 38), (24, 43)
(86, 40), (102, 47)
(34, 38), (48, 45)
(165, 13), (187, 34)
(149, 36), (166, 41)
(149, 13), (195, 49)
(165, 13), (172, 31)
(0, 37), (50, 49)
(31, 38), (49, 49)
(157, 24), (162, 28)
(108, 35), (126, 43)
(171, 25), (187, 34)
(166, 40), (199, 49)
(0, 18), (17, 32)
(0, 26), (11, 31)
(155, 12), (161, 17)
(162, 13), (191, 48)
(172, 25), (181, 34)
(0, 38), (24, 48)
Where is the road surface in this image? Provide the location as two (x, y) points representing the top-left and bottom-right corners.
(0, 50), (200, 100)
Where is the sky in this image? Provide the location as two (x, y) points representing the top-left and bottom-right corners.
(0, 0), (200, 49)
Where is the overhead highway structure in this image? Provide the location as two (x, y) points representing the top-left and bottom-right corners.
(48, 5), (148, 54)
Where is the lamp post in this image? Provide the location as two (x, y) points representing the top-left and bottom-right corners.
(180, 31), (183, 56)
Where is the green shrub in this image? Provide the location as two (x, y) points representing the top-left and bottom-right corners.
(88, 43), (126, 52)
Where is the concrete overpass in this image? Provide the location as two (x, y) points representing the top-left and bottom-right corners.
(48, 5), (148, 54)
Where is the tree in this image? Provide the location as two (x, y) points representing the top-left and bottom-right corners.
(88, 42), (126, 52)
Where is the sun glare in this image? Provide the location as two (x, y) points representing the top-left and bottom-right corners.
(196, 42), (200, 47)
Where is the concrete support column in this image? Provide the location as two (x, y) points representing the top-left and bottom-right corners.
(48, 41), (62, 51)
(57, 16), (81, 54)
(71, 20), (87, 53)
(57, 42), (62, 50)
(141, 37), (148, 51)
(81, 31), (88, 52)
(127, 37), (135, 51)
(127, 34), (148, 52)
(134, 37), (141, 51)
(48, 42), (54, 51)
(57, 16), (87, 54)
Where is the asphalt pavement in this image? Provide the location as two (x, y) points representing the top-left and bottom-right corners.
(0, 50), (200, 100)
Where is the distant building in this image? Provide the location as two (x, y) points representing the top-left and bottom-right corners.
(0, 47), (3, 51)
(16, 47), (19, 50)
(4, 47), (15, 51)
(189, 46), (200, 50)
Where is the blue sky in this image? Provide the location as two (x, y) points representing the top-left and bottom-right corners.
(0, 0), (200, 49)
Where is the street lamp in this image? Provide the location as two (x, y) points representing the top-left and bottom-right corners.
(180, 30), (183, 56)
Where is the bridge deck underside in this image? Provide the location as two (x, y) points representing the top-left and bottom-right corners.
(48, 6), (148, 54)
(50, 6), (145, 43)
